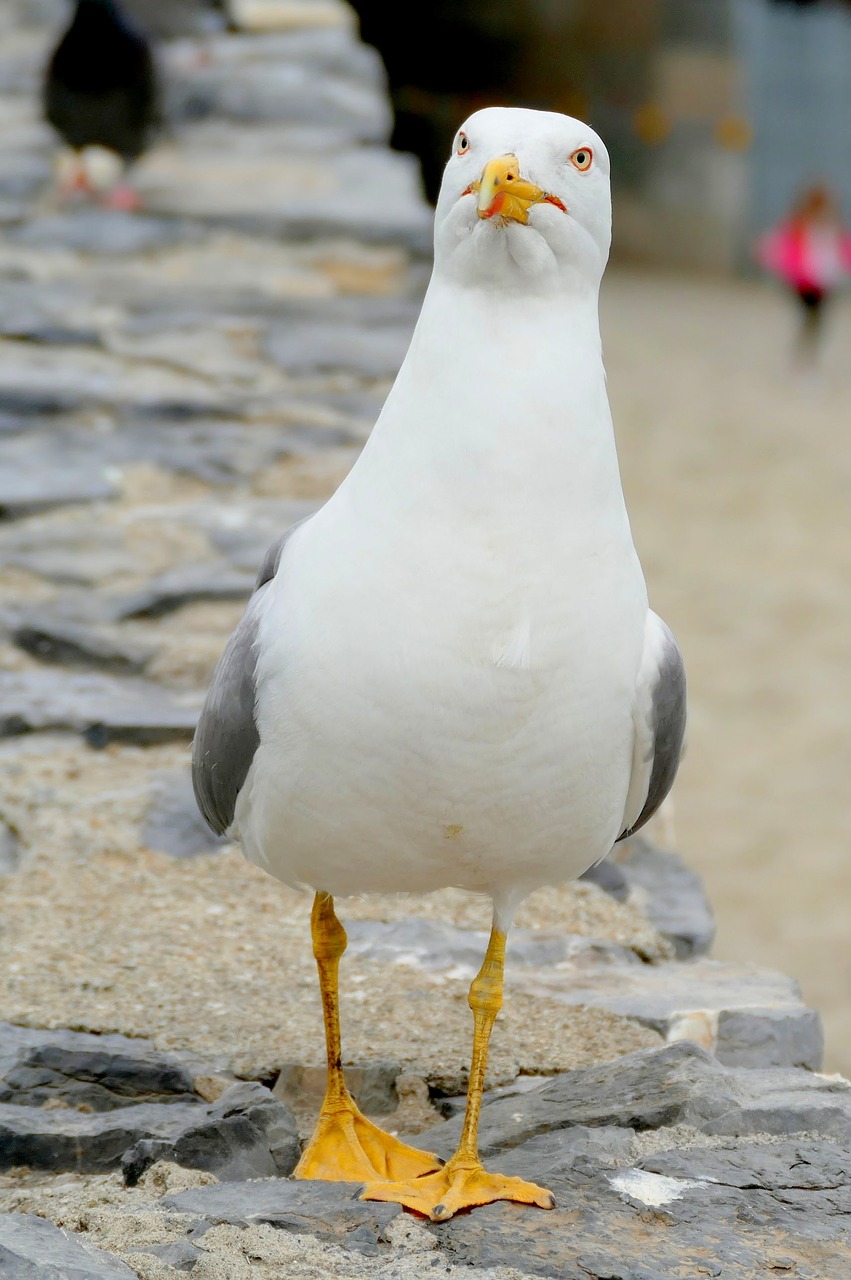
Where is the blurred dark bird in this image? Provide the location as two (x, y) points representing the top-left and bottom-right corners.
(43, 0), (160, 210)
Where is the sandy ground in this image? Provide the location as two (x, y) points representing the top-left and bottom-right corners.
(601, 267), (851, 1074)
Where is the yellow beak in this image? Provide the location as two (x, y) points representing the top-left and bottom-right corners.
(472, 154), (546, 224)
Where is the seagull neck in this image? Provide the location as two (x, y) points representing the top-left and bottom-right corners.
(366, 276), (610, 473)
(331, 273), (633, 562)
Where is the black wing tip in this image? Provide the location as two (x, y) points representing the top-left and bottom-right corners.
(617, 623), (687, 844)
(190, 740), (231, 838)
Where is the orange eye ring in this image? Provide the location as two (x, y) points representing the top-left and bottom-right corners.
(456, 131), (470, 156)
(569, 147), (593, 171)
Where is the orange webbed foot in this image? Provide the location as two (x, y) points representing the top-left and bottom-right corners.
(361, 1155), (555, 1221)
(295, 1091), (442, 1183)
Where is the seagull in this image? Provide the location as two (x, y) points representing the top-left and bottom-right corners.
(42, 0), (160, 210)
(192, 106), (686, 1222)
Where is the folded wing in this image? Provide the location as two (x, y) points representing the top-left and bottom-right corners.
(191, 524), (305, 836)
(618, 611), (687, 842)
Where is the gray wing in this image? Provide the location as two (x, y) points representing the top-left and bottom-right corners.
(617, 612), (687, 842)
(191, 522), (305, 836)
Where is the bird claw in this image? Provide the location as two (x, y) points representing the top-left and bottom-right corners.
(361, 1157), (555, 1221)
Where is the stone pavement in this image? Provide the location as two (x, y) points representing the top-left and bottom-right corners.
(0, 1), (849, 1276)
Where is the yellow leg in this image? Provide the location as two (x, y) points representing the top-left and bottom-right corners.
(362, 921), (555, 1220)
(294, 893), (442, 1182)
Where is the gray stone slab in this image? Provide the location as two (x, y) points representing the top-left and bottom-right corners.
(115, 419), (362, 485)
(616, 836), (716, 958)
(0, 151), (52, 201)
(432, 1139), (851, 1279)
(264, 319), (413, 378)
(114, 562), (255, 619)
(0, 519), (142, 586)
(0, 436), (119, 517)
(159, 1126), (851, 1277)
(169, 51), (390, 142)
(141, 142), (432, 252)
(270, 292), (423, 327)
(143, 767), (229, 858)
(435, 1073), (564, 1121)
(0, 1213), (136, 1280)
(0, 411), (33, 434)
(513, 952), (823, 1071)
(416, 1042), (851, 1163)
(0, 1100), (202, 1173)
(490, 1125), (636, 1183)
(0, 670), (202, 744)
(2, 545), (136, 585)
(0, 388), (84, 419)
(127, 1238), (203, 1271)
(344, 916), (639, 974)
(717, 1004), (825, 1072)
(115, 397), (238, 423)
(12, 616), (154, 675)
(0, 346), (230, 424)
(163, 1178), (403, 1250)
(198, 27), (387, 94)
(0, 409), (330, 513)
(122, 1081), (301, 1185)
(578, 858), (630, 901)
(0, 280), (101, 347)
(9, 212), (199, 255)
(0, 1068), (299, 1181)
(0, 1022), (198, 1110)
(640, 1137), (851, 1194)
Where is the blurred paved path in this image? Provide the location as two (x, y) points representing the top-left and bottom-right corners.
(604, 267), (851, 1074)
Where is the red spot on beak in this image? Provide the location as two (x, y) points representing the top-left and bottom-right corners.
(479, 190), (507, 220)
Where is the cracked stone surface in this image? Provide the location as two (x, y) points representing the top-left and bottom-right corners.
(417, 1042), (851, 1160)
(0, 1213), (137, 1280)
(0, 670), (203, 744)
(613, 836), (716, 959)
(0, 1024), (303, 1186)
(5, 1039), (851, 1277)
(146, 1045), (851, 1278)
(0, 1023), (201, 1110)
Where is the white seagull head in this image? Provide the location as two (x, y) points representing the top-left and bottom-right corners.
(433, 106), (611, 294)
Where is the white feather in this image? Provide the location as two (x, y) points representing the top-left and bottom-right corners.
(493, 618), (532, 671)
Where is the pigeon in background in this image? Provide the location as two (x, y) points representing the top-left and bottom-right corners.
(42, 0), (160, 209)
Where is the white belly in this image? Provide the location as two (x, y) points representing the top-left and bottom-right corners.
(233, 502), (648, 916)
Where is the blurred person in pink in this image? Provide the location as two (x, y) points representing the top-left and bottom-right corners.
(755, 184), (851, 361)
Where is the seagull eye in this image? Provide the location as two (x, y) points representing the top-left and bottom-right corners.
(569, 147), (593, 172)
(456, 132), (470, 156)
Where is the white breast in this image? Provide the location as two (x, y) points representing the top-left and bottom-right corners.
(236, 495), (646, 914)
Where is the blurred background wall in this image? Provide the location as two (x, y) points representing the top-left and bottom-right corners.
(351, 0), (851, 272)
